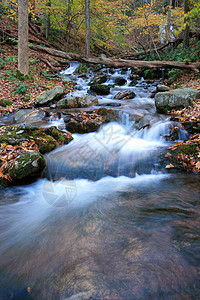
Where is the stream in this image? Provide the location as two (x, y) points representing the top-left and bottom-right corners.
(0, 66), (200, 299)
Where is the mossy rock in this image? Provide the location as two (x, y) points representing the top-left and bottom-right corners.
(89, 74), (108, 85)
(170, 144), (197, 159)
(44, 127), (73, 144)
(0, 126), (73, 154)
(90, 84), (110, 95)
(9, 151), (45, 180)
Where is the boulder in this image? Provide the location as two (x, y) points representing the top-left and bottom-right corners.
(0, 125), (73, 153)
(9, 151), (45, 180)
(57, 96), (78, 109)
(35, 86), (64, 106)
(81, 95), (98, 107)
(90, 84), (110, 95)
(57, 95), (98, 109)
(14, 109), (45, 123)
(114, 77), (127, 86)
(114, 90), (136, 100)
(155, 88), (200, 113)
(156, 84), (170, 92)
(0, 125), (73, 187)
(64, 112), (104, 133)
(97, 107), (119, 122)
(89, 74), (107, 85)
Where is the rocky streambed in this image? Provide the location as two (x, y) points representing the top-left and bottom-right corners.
(0, 65), (200, 300)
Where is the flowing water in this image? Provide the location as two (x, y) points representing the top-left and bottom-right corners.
(0, 66), (200, 300)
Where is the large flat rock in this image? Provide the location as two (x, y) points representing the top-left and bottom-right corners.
(155, 88), (200, 113)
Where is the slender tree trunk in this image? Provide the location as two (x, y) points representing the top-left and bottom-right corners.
(183, 0), (189, 48)
(18, 0), (29, 75)
(85, 0), (90, 57)
(45, 0), (51, 39)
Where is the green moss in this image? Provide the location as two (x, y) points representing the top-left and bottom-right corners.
(24, 96), (31, 102)
(16, 70), (33, 81)
(24, 128), (57, 153)
(44, 127), (73, 144)
(0, 125), (73, 154)
(171, 144), (197, 159)
(9, 151), (45, 179)
(0, 99), (12, 107)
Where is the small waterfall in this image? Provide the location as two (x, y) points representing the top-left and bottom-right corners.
(60, 62), (80, 76)
(136, 121), (172, 141)
(178, 124), (189, 141)
(44, 121), (167, 181)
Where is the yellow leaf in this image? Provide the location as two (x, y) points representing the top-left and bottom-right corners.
(165, 164), (174, 169)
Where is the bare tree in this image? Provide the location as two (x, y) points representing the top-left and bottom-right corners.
(18, 0), (29, 75)
(85, 0), (90, 57)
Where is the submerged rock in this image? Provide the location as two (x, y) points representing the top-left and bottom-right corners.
(155, 88), (200, 113)
(14, 109), (45, 123)
(114, 90), (136, 100)
(35, 86), (64, 106)
(90, 84), (110, 95)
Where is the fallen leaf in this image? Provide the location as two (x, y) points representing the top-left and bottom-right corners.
(165, 164), (174, 169)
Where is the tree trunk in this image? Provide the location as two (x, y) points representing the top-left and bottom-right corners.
(18, 0), (29, 75)
(183, 0), (189, 48)
(85, 0), (90, 57)
(45, 0), (51, 39)
(29, 44), (200, 72)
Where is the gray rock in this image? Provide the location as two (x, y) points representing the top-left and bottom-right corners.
(82, 95), (98, 106)
(90, 84), (110, 95)
(155, 88), (200, 113)
(57, 95), (98, 109)
(132, 114), (160, 130)
(35, 86), (64, 106)
(97, 107), (119, 122)
(156, 84), (171, 92)
(14, 109), (45, 123)
(57, 96), (78, 109)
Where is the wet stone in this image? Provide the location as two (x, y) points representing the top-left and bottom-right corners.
(114, 76), (127, 86)
(114, 90), (136, 100)
(64, 112), (104, 133)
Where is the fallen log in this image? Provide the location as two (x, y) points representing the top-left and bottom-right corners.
(39, 57), (57, 73)
(29, 44), (200, 72)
